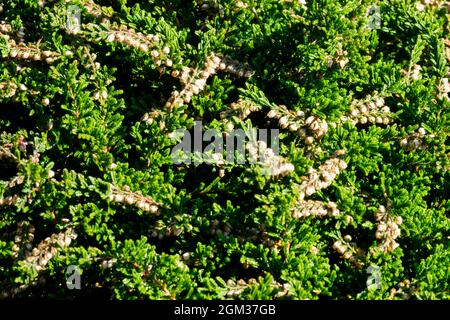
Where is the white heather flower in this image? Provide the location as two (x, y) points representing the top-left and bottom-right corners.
(411, 65), (421, 80)
(136, 201), (146, 210)
(376, 97), (385, 107)
(337, 160), (347, 170)
(441, 78), (450, 93)
(125, 195), (134, 205)
(64, 236), (72, 246)
(418, 127), (426, 136)
(305, 185), (315, 196)
(296, 110), (305, 117)
(191, 84), (200, 95)
(279, 116), (289, 128)
(267, 110), (277, 118)
(139, 43), (148, 52)
(106, 33), (116, 42)
(42, 98), (50, 106)
(212, 55), (221, 65)
(48, 170), (55, 178)
(339, 59), (348, 69)
(162, 46), (170, 54)
(289, 123), (299, 131)
(351, 108), (359, 117)
(113, 194), (124, 203)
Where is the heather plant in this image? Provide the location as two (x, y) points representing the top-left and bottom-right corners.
(0, 0), (449, 300)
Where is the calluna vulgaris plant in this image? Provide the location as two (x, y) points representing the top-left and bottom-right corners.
(0, 0), (449, 300)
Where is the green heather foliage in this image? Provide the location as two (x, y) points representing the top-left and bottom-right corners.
(0, 0), (449, 300)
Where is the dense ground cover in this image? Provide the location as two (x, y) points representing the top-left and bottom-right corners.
(0, 0), (449, 299)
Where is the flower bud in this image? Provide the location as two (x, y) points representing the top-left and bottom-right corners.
(106, 34), (116, 42)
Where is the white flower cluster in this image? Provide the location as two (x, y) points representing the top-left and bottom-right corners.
(0, 21), (25, 43)
(7, 175), (25, 188)
(11, 221), (34, 260)
(0, 80), (40, 98)
(0, 194), (19, 206)
(140, 110), (166, 129)
(295, 153), (347, 201)
(197, 0), (225, 15)
(291, 200), (340, 219)
(290, 152), (346, 219)
(209, 219), (233, 238)
(100, 258), (116, 269)
(267, 104), (305, 131)
(247, 140), (295, 178)
(0, 22), (12, 34)
(235, 1), (250, 10)
(0, 81), (19, 98)
(24, 227), (77, 272)
(389, 279), (413, 299)
(149, 219), (193, 239)
(300, 116), (329, 145)
(416, 0), (442, 11)
(340, 94), (392, 125)
(326, 48), (348, 69)
(267, 105), (328, 145)
(0, 228), (77, 298)
(164, 53), (253, 112)
(374, 205), (402, 253)
(224, 278), (291, 298)
(165, 54), (221, 110)
(218, 55), (254, 78)
(332, 238), (364, 268)
(108, 184), (160, 214)
(83, 0), (113, 19)
(400, 127), (428, 152)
